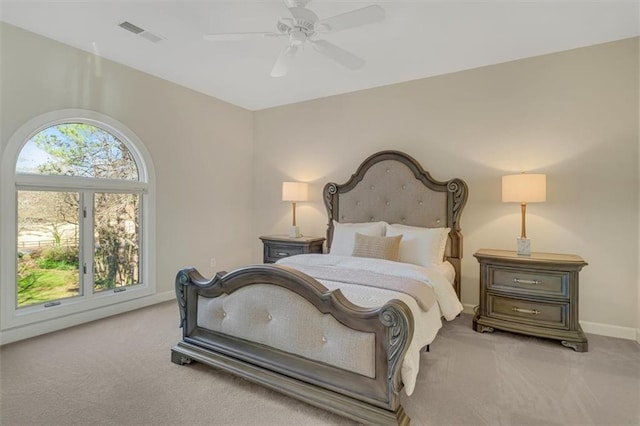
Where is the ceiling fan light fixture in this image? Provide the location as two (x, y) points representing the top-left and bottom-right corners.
(289, 29), (307, 46)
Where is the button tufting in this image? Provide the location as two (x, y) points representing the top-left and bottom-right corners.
(370, 185), (375, 190)
(402, 185), (406, 190)
(222, 311), (227, 317)
(385, 201), (390, 206)
(436, 219), (441, 224)
(355, 201), (360, 206)
(386, 168), (390, 173)
(370, 216), (375, 221)
(401, 218), (407, 223)
(321, 335), (327, 343)
(419, 201), (424, 206)
(267, 314), (272, 321)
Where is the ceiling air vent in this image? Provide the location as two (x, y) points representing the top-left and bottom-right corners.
(118, 21), (164, 43)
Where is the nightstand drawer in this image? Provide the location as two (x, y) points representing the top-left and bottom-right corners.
(487, 294), (569, 330)
(489, 267), (568, 299)
(260, 235), (325, 264)
(266, 244), (304, 261)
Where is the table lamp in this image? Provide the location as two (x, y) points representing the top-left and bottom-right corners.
(282, 181), (308, 238)
(502, 173), (546, 256)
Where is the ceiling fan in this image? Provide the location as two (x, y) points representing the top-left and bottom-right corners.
(203, 0), (385, 77)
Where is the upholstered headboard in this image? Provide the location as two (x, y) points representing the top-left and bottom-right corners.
(323, 150), (468, 297)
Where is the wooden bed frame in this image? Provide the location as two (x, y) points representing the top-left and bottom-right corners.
(324, 150), (467, 298)
(171, 151), (468, 425)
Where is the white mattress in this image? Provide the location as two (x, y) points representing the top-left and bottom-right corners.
(277, 254), (464, 395)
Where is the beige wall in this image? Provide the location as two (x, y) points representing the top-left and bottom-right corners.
(0, 23), (254, 308)
(2, 22), (638, 338)
(253, 38), (640, 334)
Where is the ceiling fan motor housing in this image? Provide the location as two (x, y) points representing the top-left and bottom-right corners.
(278, 6), (318, 44)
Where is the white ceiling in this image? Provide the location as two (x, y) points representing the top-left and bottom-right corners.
(1, 1), (638, 111)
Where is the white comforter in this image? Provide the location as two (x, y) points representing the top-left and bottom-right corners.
(277, 254), (463, 395)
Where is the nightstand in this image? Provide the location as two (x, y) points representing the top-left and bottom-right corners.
(259, 235), (325, 263)
(473, 249), (588, 352)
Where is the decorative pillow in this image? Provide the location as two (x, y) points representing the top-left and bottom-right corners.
(329, 220), (387, 256)
(385, 224), (450, 267)
(352, 233), (402, 261)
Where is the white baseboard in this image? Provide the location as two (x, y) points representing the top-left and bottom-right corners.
(580, 321), (638, 341)
(462, 303), (477, 315)
(462, 303), (638, 341)
(0, 290), (175, 346)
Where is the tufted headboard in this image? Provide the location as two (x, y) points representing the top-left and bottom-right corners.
(323, 150), (468, 297)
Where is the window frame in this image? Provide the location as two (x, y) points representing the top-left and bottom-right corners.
(2, 109), (156, 330)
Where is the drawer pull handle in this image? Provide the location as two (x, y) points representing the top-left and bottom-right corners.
(512, 307), (540, 315)
(276, 252), (289, 256)
(513, 278), (541, 285)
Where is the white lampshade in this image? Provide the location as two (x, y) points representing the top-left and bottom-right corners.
(282, 182), (309, 202)
(502, 174), (546, 203)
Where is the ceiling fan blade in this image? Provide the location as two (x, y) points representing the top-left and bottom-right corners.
(312, 39), (364, 70)
(316, 5), (385, 33)
(270, 45), (298, 77)
(287, 5), (318, 23)
(204, 32), (284, 42)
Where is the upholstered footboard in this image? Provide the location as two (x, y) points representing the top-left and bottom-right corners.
(171, 264), (415, 425)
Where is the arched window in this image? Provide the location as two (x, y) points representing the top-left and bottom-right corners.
(1, 110), (155, 331)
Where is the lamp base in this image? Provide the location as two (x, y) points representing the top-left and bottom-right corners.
(288, 225), (301, 238)
(516, 238), (531, 256)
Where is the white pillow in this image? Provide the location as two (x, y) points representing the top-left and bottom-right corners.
(330, 220), (387, 256)
(385, 224), (450, 267)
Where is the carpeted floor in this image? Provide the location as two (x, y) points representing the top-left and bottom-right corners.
(1, 301), (639, 425)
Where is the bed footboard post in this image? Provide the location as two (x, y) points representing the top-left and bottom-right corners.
(176, 267), (216, 338)
(175, 269), (191, 331)
(380, 300), (414, 409)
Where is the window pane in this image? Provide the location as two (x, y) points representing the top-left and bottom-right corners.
(17, 191), (80, 307)
(94, 193), (140, 292)
(16, 123), (139, 180)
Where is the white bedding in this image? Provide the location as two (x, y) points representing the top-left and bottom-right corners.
(277, 254), (464, 395)
(433, 260), (456, 285)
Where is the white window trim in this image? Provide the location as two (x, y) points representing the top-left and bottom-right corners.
(1, 109), (157, 334)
